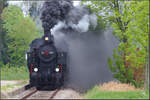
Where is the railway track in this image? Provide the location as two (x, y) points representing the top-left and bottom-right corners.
(49, 89), (60, 99)
(21, 88), (38, 99)
(13, 87), (60, 99)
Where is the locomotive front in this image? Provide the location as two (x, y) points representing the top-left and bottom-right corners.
(26, 33), (67, 90)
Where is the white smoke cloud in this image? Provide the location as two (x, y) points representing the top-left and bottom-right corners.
(68, 15), (90, 33)
(73, 1), (81, 6)
(89, 13), (98, 29)
(51, 21), (66, 35)
(51, 12), (97, 34)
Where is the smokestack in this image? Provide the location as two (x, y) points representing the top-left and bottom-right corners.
(40, 0), (74, 42)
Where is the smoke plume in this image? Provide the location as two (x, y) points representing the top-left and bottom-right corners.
(40, 0), (117, 92)
(40, 0), (97, 33)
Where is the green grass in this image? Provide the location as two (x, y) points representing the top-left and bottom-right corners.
(84, 86), (149, 99)
(1, 65), (29, 80)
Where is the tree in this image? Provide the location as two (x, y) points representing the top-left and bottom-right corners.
(0, 0), (8, 65)
(2, 5), (39, 66)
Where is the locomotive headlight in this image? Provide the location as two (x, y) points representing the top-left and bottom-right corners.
(55, 68), (59, 72)
(45, 37), (49, 41)
(34, 68), (38, 72)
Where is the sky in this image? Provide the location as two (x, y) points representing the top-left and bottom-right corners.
(8, 0), (81, 17)
(73, 1), (81, 6)
(8, 1), (81, 6)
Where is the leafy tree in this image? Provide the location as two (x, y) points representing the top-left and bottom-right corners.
(0, 0), (8, 65)
(83, 0), (149, 87)
(2, 5), (39, 66)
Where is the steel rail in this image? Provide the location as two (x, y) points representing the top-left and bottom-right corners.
(49, 89), (60, 99)
(21, 88), (37, 99)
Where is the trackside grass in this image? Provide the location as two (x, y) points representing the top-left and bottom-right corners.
(1, 65), (29, 80)
(84, 85), (149, 99)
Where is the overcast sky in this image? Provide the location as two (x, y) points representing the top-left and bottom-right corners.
(8, 1), (81, 6)
(8, 1), (81, 17)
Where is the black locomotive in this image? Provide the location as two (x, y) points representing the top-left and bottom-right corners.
(26, 31), (67, 90)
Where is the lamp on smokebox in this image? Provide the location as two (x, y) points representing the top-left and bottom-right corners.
(45, 37), (49, 41)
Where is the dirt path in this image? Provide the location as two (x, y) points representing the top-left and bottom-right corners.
(53, 89), (83, 99)
(1, 80), (24, 86)
(1, 80), (28, 99)
(99, 81), (143, 91)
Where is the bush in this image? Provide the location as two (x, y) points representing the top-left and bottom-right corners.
(107, 1), (149, 87)
(1, 64), (29, 80)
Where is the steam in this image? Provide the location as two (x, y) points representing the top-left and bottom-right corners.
(52, 13), (97, 34)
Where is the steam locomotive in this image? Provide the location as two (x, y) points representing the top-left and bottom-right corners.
(26, 31), (67, 90)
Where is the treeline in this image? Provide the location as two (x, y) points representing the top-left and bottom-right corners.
(0, 1), (42, 67)
(82, 0), (149, 88)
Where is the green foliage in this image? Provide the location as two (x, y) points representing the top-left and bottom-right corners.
(0, 0), (8, 66)
(1, 64), (29, 80)
(83, 0), (149, 87)
(110, 1), (148, 87)
(84, 85), (149, 99)
(81, 1), (109, 31)
(1, 5), (39, 66)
